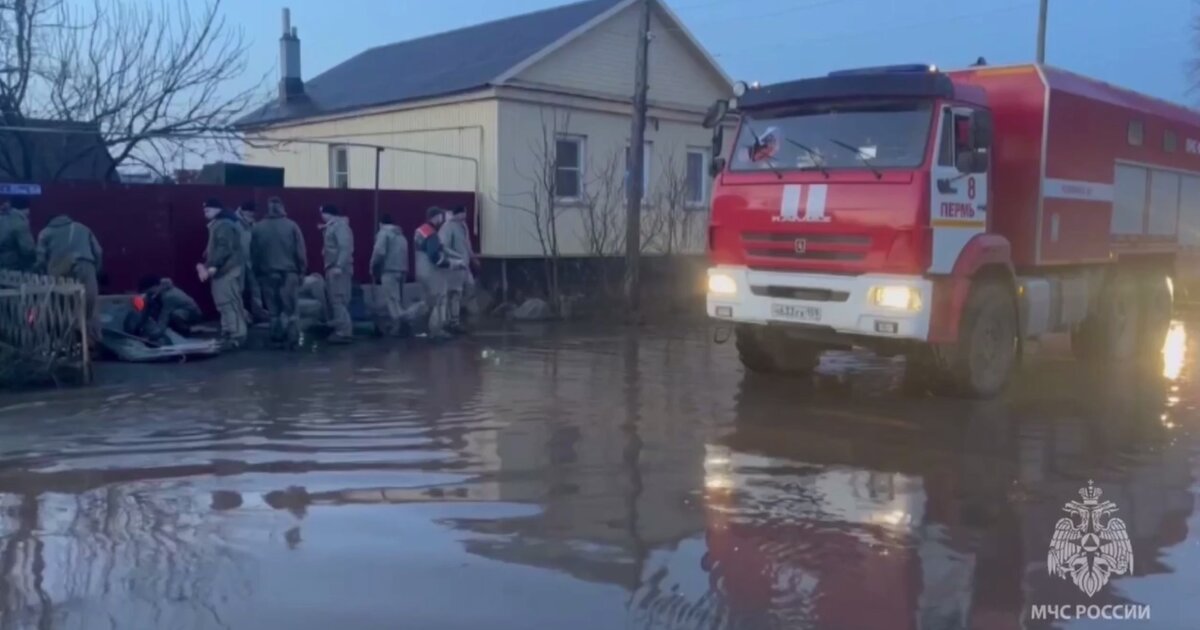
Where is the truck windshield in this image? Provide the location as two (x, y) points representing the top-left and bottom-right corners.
(730, 100), (933, 173)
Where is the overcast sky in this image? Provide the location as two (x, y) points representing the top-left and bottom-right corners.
(219, 0), (1196, 107)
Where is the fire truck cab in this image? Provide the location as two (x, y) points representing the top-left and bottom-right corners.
(703, 64), (1178, 397)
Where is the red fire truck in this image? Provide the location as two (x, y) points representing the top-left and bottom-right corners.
(703, 64), (1186, 397)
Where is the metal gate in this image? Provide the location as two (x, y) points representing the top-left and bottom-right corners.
(0, 271), (91, 387)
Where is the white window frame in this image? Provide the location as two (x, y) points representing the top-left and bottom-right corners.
(685, 147), (710, 208)
(554, 134), (585, 202)
(329, 145), (349, 189)
(625, 141), (652, 202)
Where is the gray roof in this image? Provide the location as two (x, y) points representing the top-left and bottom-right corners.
(238, 0), (623, 127)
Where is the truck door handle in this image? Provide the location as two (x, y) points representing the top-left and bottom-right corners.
(937, 179), (958, 194)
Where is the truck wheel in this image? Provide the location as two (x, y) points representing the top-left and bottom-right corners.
(734, 325), (821, 374)
(936, 280), (1018, 398)
(735, 325), (778, 373)
(1072, 272), (1139, 361)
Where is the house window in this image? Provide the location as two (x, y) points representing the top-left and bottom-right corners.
(686, 148), (709, 207)
(329, 145), (349, 188)
(1165, 130), (1178, 153)
(554, 135), (584, 200)
(625, 142), (652, 200)
(1128, 120), (1144, 147)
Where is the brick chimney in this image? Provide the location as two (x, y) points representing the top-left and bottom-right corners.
(279, 8), (304, 104)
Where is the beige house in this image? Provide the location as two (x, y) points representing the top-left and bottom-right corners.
(239, 0), (731, 258)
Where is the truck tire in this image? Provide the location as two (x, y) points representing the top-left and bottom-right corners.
(933, 280), (1018, 398)
(735, 325), (778, 373)
(734, 325), (821, 375)
(1072, 272), (1139, 361)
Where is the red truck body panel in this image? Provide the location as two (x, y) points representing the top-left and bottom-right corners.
(710, 170), (931, 275)
(712, 65), (1200, 277)
(952, 65), (1200, 270)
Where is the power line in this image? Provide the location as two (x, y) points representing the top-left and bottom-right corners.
(0, 124), (479, 165)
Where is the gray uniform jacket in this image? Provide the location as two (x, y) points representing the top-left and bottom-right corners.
(205, 216), (244, 278)
(237, 219), (254, 269)
(252, 215), (308, 274)
(371, 225), (408, 275)
(321, 216), (354, 272)
(36, 215), (102, 276)
(438, 219), (472, 269)
(161, 280), (202, 320)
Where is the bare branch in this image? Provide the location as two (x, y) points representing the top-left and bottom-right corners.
(652, 149), (700, 255)
(577, 148), (626, 258)
(0, 0), (266, 180)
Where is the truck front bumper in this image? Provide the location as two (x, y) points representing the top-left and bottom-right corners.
(706, 265), (933, 342)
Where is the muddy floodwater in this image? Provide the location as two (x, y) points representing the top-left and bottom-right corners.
(0, 322), (1197, 629)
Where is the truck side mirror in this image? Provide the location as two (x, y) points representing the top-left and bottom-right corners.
(971, 111), (993, 149)
(709, 157), (726, 178)
(703, 99), (729, 129)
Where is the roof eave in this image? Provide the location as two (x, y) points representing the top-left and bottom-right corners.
(235, 86), (498, 130)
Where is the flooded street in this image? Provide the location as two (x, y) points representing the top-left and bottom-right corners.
(0, 322), (1196, 629)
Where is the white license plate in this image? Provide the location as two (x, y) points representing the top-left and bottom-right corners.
(770, 303), (821, 322)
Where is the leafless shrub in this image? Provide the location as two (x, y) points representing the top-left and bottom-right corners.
(495, 107), (573, 311)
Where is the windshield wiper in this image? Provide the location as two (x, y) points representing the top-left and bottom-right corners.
(748, 127), (784, 180)
(784, 138), (829, 178)
(828, 137), (882, 180)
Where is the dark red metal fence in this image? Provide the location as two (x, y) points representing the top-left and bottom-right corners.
(25, 182), (475, 313)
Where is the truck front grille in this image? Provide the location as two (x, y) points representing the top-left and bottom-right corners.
(741, 232), (870, 262)
(750, 286), (850, 302)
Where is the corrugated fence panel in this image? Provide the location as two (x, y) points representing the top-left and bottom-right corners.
(28, 182), (474, 314)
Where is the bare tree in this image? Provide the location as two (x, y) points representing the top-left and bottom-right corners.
(496, 107), (573, 311)
(653, 151), (702, 255)
(0, 0), (261, 180)
(578, 148), (625, 258)
(575, 147), (625, 296)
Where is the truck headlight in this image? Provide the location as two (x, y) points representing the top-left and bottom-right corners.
(708, 273), (738, 296)
(870, 285), (922, 311)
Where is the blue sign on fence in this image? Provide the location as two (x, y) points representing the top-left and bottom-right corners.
(0, 183), (42, 196)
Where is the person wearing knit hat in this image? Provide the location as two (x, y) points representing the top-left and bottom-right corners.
(319, 203), (354, 343)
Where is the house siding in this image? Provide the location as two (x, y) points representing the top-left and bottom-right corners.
(512, 2), (729, 110)
(240, 1), (732, 258)
(493, 98), (712, 257)
(243, 97), (498, 232)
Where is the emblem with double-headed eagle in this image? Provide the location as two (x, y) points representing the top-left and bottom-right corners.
(1047, 480), (1134, 597)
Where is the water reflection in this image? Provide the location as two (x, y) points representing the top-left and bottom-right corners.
(1163, 321), (1186, 381)
(0, 323), (1194, 629)
(694, 326), (1194, 629)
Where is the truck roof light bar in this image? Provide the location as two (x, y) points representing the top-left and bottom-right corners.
(828, 64), (938, 77)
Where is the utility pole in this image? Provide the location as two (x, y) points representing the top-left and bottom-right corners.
(1036, 0), (1048, 63)
(623, 0), (652, 315)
